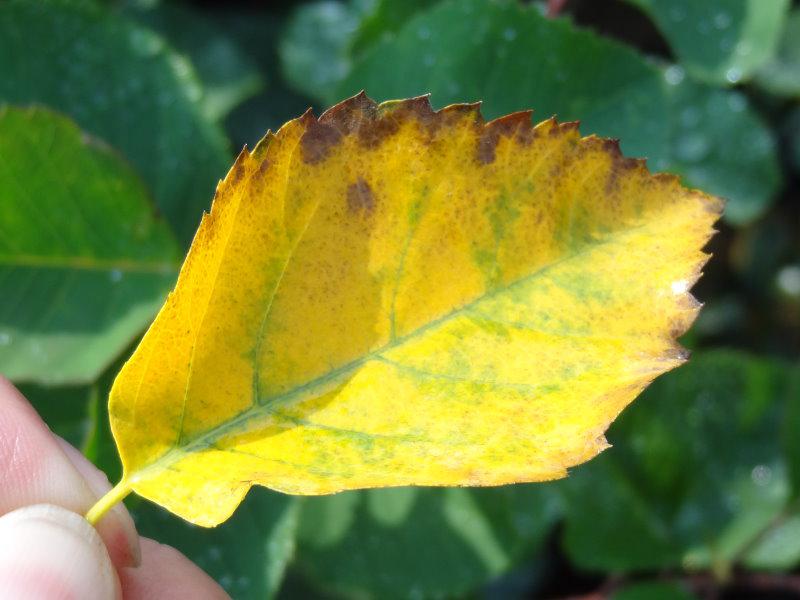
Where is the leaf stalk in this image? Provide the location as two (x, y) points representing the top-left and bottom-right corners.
(85, 480), (133, 526)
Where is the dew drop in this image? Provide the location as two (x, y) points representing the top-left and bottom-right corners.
(207, 546), (222, 561)
(713, 11), (732, 29)
(653, 157), (669, 171)
(676, 133), (711, 162)
(669, 6), (686, 21)
(777, 265), (800, 297)
(752, 464), (772, 486)
(129, 29), (163, 57)
(0, 332), (11, 346)
(724, 492), (740, 511)
(416, 25), (431, 40)
(663, 65), (685, 85)
(502, 27), (517, 41)
(748, 130), (774, 155)
(725, 67), (742, 83)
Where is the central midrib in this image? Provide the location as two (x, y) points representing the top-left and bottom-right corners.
(131, 222), (648, 484)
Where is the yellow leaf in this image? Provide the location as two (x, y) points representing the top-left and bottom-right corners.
(90, 93), (721, 527)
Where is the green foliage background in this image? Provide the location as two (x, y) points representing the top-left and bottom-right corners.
(1, 0), (799, 598)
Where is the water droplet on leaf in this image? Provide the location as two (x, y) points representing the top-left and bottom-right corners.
(663, 65), (685, 85)
(713, 11), (732, 29)
(725, 67), (742, 83)
(676, 133), (711, 162)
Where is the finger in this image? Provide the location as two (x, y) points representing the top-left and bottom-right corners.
(0, 376), (139, 569)
(56, 437), (140, 568)
(120, 538), (229, 600)
(0, 504), (121, 600)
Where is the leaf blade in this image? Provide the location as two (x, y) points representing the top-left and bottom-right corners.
(109, 94), (721, 526)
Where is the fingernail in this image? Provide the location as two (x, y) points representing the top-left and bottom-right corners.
(55, 437), (141, 568)
(0, 504), (121, 600)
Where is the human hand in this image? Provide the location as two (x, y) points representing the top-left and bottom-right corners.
(0, 376), (230, 599)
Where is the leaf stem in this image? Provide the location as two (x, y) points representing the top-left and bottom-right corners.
(85, 480), (133, 526)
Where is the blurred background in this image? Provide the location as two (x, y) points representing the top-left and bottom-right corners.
(1, 0), (799, 598)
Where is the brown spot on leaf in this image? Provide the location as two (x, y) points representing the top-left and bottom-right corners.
(347, 178), (375, 214)
(228, 148), (248, 184)
(301, 120), (343, 164)
(605, 156), (645, 195)
(319, 91), (379, 135)
(652, 172), (681, 186)
(559, 120), (581, 134)
(579, 136), (647, 196)
(358, 116), (401, 148)
(547, 118), (580, 138)
(391, 95), (439, 136)
(230, 163), (244, 184)
(439, 102), (483, 128)
(477, 111), (533, 164)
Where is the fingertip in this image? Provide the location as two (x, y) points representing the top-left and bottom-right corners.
(0, 504), (121, 600)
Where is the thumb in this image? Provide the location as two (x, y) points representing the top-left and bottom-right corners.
(0, 504), (121, 600)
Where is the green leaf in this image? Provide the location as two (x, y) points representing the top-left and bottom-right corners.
(754, 8), (800, 97)
(279, 0), (438, 105)
(279, 1), (371, 103)
(624, 0), (790, 85)
(295, 485), (561, 598)
(0, 0), (231, 246)
(200, 8), (317, 149)
(18, 383), (93, 449)
(744, 514), (800, 571)
(336, 0), (779, 225)
(132, 491), (299, 600)
(561, 351), (800, 574)
(0, 106), (179, 384)
(783, 362), (800, 494)
(611, 582), (698, 600)
(663, 85), (778, 225)
(349, 0), (439, 56)
(744, 366), (800, 571)
(125, 3), (264, 121)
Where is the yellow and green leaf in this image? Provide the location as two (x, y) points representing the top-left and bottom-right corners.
(91, 93), (722, 527)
